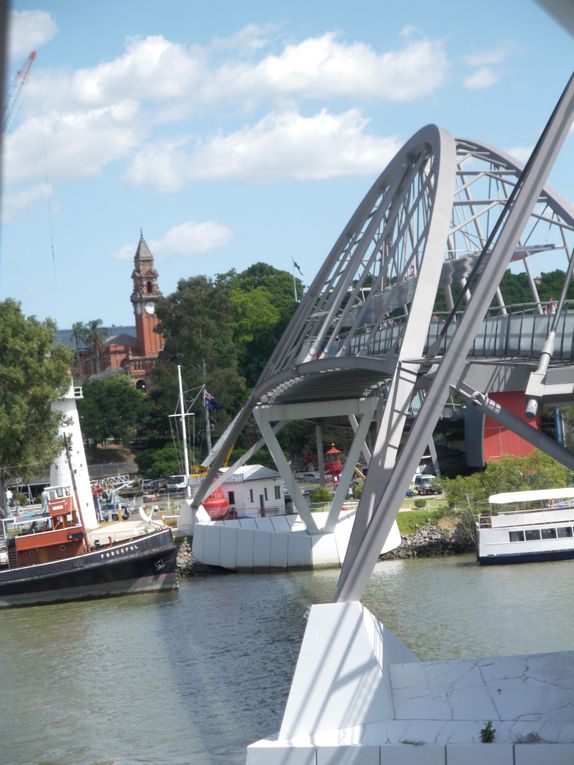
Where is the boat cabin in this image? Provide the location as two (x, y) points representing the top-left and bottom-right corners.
(476, 487), (574, 565)
(0, 485), (86, 568)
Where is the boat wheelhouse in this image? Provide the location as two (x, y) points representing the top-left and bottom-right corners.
(476, 487), (574, 565)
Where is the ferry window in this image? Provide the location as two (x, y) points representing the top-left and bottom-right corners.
(557, 527), (573, 538)
(541, 528), (557, 540)
(509, 531), (524, 542)
(525, 529), (541, 541)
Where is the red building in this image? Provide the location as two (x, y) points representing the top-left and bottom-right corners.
(77, 233), (164, 388)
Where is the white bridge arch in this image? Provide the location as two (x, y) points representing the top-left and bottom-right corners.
(192, 79), (574, 599)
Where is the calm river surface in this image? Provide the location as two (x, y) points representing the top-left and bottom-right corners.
(1, 554), (573, 765)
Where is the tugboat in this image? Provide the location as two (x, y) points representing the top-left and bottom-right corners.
(0, 380), (178, 607)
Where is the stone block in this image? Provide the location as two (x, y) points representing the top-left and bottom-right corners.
(446, 744), (514, 764)
(253, 531), (271, 568)
(246, 742), (316, 765)
(515, 743), (574, 764)
(269, 530), (289, 568)
(317, 745), (380, 764)
(218, 527), (238, 568)
(235, 529), (255, 569)
(381, 743), (446, 763)
(287, 532), (313, 568)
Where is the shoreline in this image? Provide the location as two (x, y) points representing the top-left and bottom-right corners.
(380, 523), (475, 560)
(175, 524), (475, 577)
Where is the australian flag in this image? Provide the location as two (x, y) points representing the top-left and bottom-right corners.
(203, 389), (223, 410)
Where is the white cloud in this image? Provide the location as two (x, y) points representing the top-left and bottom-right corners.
(463, 41), (516, 92)
(506, 146), (532, 165)
(207, 23), (277, 55)
(111, 220), (233, 261)
(8, 10), (57, 59)
(207, 33), (448, 104)
(464, 66), (500, 91)
(3, 27), (443, 197)
(4, 102), (141, 186)
(464, 41), (517, 67)
(23, 29), (448, 118)
(70, 35), (202, 106)
(2, 182), (53, 223)
(126, 109), (402, 190)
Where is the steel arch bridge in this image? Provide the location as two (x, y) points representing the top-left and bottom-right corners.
(194, 76), (574, 601)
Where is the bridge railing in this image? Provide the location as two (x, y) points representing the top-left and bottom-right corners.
(343, 300), (574, 361)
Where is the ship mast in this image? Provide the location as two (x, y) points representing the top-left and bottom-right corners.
(175, 365), (195, 536)
(177, 365), (192, 503)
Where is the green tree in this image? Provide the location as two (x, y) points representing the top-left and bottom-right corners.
(152, 276), (247, 454)
(78, 374), (145, 446)
(85, 318), (106, 374)
(0, 299), (73, 509)
(143, 264), (302, 458)
(220, 263), (302, 387)
(135, 444), (183, 478)
(71, 321), (88, 351)
(444, 451), (573, 511)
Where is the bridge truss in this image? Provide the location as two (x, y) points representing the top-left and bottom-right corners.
(195, 74), (574, 601)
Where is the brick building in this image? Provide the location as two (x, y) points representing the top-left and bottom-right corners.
(77, 233), (164, 388)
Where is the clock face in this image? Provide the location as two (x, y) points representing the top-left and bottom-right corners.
(145, 302), (155, 315)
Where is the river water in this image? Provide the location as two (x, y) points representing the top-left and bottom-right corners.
(1, 554), (573, 765)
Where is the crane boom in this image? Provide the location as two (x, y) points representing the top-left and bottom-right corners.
(3, 50), (36, 131)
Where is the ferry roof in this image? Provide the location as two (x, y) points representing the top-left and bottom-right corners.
(489, 487), (574, 505)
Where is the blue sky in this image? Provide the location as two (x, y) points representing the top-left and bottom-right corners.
(1, 0), (573, 329)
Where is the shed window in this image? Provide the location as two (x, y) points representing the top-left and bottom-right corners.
(274, 485), (281, 500)
(249, 489), (253, 503)
(228, 491), (235, 505)
(264, 488), (268, 501)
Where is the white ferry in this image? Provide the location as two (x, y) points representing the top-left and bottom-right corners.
(476, 487), (574, 565)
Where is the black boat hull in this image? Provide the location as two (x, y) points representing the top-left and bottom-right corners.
(0, 528), (178, 607)
(478, 547), (574, 565)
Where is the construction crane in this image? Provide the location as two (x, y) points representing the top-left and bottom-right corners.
(3, 50), (36, 132)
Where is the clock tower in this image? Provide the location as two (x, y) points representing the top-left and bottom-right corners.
(130, 232), (163, 358)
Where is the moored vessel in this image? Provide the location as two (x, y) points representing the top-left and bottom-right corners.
(476, 487), (574, 565)
(0, 380), (178, 607)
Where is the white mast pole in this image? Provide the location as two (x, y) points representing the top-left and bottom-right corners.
(205, 392), (212, 454)
(292, 258), (298, 302)
(177, 365), (192, 502)
(176, 365), (195, 537)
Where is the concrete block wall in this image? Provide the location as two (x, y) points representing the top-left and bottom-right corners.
(247, 743), (574, 764)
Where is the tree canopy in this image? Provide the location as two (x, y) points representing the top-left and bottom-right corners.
(0, 299), (73, 491)
(443, 451), (574, 511)
(78, 373), (145, 446)
(142, 262), (302, 453)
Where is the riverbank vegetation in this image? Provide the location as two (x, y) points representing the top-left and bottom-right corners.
(391, 450), (574, 549)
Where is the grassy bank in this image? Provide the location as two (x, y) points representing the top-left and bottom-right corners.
(396, 508), (447, 535)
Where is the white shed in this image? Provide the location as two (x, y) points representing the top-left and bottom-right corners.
(220, 465), (285, 518)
